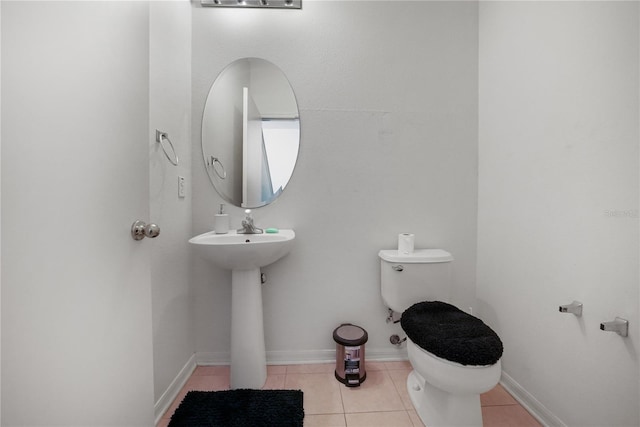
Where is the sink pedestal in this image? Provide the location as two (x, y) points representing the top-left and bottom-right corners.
(230, 268), (267, 389)
(188, 229), (295, 389)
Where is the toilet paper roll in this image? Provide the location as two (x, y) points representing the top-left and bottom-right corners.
(398, 233), (415, 254)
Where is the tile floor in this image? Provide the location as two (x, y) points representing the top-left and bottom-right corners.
(157, 361), (542, 427)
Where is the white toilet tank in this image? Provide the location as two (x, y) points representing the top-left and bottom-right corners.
(379, 249), (453, 313)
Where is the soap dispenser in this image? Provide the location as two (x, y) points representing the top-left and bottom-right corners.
(214, 204), (229, 234)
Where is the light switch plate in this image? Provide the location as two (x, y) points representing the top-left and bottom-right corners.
(178, 176), (186, 198)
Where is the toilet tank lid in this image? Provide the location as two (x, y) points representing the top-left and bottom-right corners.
(378, 249), (453, 263)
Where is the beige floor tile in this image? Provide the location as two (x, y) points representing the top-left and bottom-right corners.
(287, 363), (335, 374)
(267, 364), (287, 375)
(345, 410), (413, 426)
(384, 360), (412, 370)
(481, 384), (518, 407)
(387, 368), (413, 410)
(183, 374), (230, 391)
(365, 361), (387, 371)
(285, 372), (344, 415)
(407, 410), (426, 427)
(305, 413), (347, 427)
(482, 404), (542, 427)
(192, 365), (230, 376)
(262, 374), (286, 389)
(340, 370), (405, 413)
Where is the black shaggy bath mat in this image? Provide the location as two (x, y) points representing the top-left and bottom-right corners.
(168, 389), (304, 427)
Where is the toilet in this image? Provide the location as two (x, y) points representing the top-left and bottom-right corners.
(379, 249), (503, 427)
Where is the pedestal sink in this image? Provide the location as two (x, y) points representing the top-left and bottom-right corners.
(189, 229), (295, 389)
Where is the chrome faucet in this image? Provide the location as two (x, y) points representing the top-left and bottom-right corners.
(600, 317), (629, 337)
(237, 209), (263, 234)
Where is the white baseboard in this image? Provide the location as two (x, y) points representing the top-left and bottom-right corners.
(195, 347), (408, 366)
(154, 353), (197, 425)
(500, 371), (566, 427)
(195, 351), (230, 365)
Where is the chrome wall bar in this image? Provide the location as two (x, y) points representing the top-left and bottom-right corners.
(600, 317), (629, 337)
(559, 301), (583, 317)
(201, 0), (301, 8)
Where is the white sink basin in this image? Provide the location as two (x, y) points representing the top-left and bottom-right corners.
(189, 229), (295, 270)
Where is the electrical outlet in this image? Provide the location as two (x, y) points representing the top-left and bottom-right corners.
(178, 176), (186, 198)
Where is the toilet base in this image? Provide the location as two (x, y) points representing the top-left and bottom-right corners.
(406, 370), (483, 427)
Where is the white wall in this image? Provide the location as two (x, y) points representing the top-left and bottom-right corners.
(478, 2), (639, 426)
(2, 2), (155, 425)
(149, 0), (194, 416)
(0, 1), (3, 421)
(191, 1), (479, 362)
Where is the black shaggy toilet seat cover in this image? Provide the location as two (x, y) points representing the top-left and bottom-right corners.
(400, 301), (503, 366)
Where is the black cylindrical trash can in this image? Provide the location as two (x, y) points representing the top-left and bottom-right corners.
(333, 323), (368, 387)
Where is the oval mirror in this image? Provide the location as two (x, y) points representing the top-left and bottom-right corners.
(202, 58), (300, 208)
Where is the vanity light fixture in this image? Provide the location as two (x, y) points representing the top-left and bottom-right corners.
(201, 0), (300, 8)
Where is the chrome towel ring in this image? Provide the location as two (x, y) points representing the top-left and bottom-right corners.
(156, 130), (179, 166)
